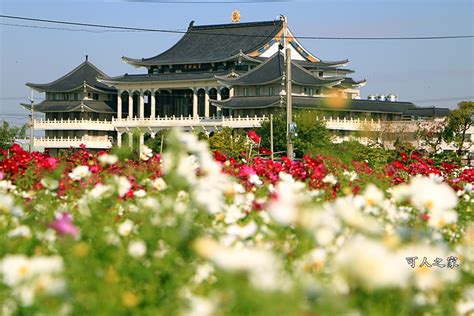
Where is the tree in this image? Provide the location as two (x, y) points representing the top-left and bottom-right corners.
(208, 128), (249, 158)
(0, 121), (27, 149)
(416, 120), (447, 153)
(444, 101), (474, 156)
(258, 110), (332, 158)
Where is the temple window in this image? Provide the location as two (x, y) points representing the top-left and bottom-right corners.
(255, 87), (261, 96)
(269, 87), (275, 95)
(243, 88), (248, 96)
(93, 93), (99, 100)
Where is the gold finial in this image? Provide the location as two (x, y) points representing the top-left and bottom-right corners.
(231, 10), (241, 23)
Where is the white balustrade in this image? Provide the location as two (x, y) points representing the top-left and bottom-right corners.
(34, 136), (113, 149)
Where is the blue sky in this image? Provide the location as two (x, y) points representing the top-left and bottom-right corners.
(0, 0), (473, 126)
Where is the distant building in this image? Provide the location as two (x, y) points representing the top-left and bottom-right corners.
(22, 16), (451, 153)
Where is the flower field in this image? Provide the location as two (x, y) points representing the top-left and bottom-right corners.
(0, 130), (473, 315)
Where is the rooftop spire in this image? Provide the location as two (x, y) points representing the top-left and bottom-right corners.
(85, 55), (88, 62)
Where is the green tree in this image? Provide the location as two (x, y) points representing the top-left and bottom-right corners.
(258, 110), (332, 157)
(0, 121), (27, 149)
(444, 101), (474, 155)
(208, 128), (248, 158)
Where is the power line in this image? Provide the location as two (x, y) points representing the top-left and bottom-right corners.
(1, 14), (473, 40)
(0, 22), (140, 33)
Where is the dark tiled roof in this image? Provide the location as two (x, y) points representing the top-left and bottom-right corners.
(217, 53), (343, 87)
(22, 100), (116, 113)
(26, 61), (116, 93)
(122, 20), (283, 66)
(404, 107), (450, 117)
(213, 96), (419, 114)
(101, 70), (232, 84)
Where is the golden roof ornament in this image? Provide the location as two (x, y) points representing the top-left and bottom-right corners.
(231, 10), (241, 23)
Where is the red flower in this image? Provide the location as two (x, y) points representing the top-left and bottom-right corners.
(247, 130), (261, 144)
(258, 147), (272, 155)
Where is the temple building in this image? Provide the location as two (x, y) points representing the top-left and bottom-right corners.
(23, 15), (451, 153)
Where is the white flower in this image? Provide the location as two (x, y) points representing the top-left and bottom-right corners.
(134, 189), (146, 198)
(0, 193), (24, 217)
(343, 170), (358, 182)
(322, 174), (338, 185)
(362, 184), (385, 207)
(0, 180), (16, 192)
(140, 145), (153, 161)
(428, 173), (444, 183)
(182, 294), (216, 316)
(192, 263), (215, 284)
(0, 255), (33, 287)
(115, 176), (132, 197)
(408, 177), (458, 213)
(0, 255), (65, 306)
(98, 154), (118, 165)
(7, 226), (31, 238)
(40, 178), (59, 190)
(226, 221), (258, 240)
(334, 236), (411, 289)
(68, 165), (91, 181)
(248, 174), (263, 187)
(151, 178), (167, 191)
(128, 240), (147, 258)
(268, 172), (306, 225)
(88, 183), (112, 200)
(427, 209), (458, 229)
(117, 219), (135, 237)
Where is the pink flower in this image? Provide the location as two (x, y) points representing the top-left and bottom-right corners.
(49, 212), (79, 237)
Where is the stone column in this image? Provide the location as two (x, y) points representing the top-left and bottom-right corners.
(216, 88), (222, 117)
(192, 88), (198, 119)
(128, 92), (133, 119)
(204, 88), (210, 118)
(117, 92), (122, 120)
(117, 131), (122, 147)
(150, 90), (156, 119)
(139, 91), (145, 119)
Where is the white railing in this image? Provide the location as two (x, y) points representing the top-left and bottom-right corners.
(34, 118), (115, 131)
(112, 115), (267, 129)
(31, 116), (473, 143)
(34, 136), (113, 149)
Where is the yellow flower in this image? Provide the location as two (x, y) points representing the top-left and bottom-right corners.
(73, 243), (89, 257)
(122, 291), (139, 308)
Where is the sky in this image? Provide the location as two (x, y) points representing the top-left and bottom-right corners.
(0, 0), (473, 127)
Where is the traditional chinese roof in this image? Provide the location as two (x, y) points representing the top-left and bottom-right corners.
(21, 100), (115, 113)
(122, 20), (284, 67)
(212, 96), (420, 115)
(99, 70), (234, 85)
(216, 53), (343, 87)
(26, 59), (115, 93)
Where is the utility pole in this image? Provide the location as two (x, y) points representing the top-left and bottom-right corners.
(28, 89), (34, 153)
(270, 114), (274, 161)
(285, 47), (293, 160)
